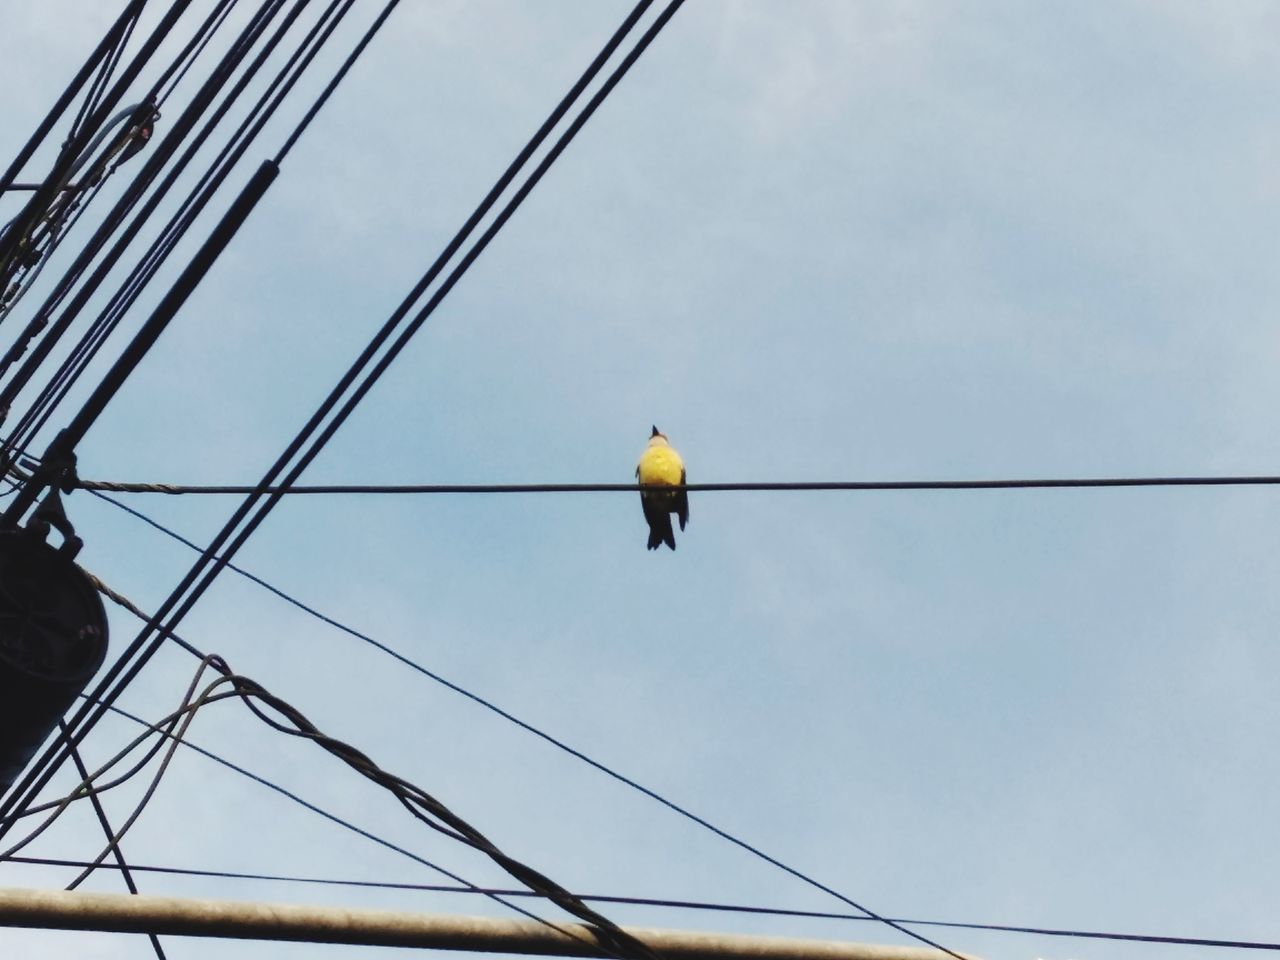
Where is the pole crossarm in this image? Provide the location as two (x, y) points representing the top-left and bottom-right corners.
(0, 888), (976, 960)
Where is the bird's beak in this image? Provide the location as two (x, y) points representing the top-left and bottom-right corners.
(651, 425), (660, 437)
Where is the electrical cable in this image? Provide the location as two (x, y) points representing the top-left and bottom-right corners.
(3, 620), (648, 958)
(0, 655), (231, 863)
(6, 854), (1279, 954)
(0, 0), (664, 853)
(0, 0), (199, 280)
(273, 0), (402, 164)
(5, 7), (960, 956)
(84, 488), (972, 960)
(1, 0), (397, 466)
(57, 721), (167, 960)
(68, 2), (148, 145)
(0, 101), (160, 328)
(4, 0), (381, 459)
(156, 0), (244, 107)
(12, 3), (681, 857)
(0, 2), (393, 818)
(72, 474), (1280, 495)
(0, 0), (332, 459)
(78, 694), (600, 948)
(0, 0), (282, 424)
(0, 0), (147, 198)
(0, 176), (111, 323)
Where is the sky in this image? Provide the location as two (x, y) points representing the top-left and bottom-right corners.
(2, 2), (1280, 959)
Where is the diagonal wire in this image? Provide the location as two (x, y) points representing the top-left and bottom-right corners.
(67, 580), (651, 960)
(85, 487), (966, 960)
(56, 729), (167, 959)
(0, 0), (671, 862)
(68, 1), (148, 144)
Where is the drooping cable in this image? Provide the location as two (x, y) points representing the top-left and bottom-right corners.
(0, 631), (649, 959)
(80, 695), (591, 941)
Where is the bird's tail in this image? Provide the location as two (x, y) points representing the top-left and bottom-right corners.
(647, 514), (676, 551)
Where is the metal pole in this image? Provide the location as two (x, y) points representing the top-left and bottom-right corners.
(0, 888), (975, 960)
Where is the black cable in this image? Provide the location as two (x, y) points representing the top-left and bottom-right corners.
(0, 99), (161, 327)
(0, 0), (333, 458)
(0, 0), (401, 827)
(0, 0), (147, 197)
(0, 0), (275, 413)
(69, 2), (148, 144)
(273, 0), (402, 163)
(35, 9), (682, 863)
(10, 576), (643, 959)
(0, 175), (111, 323)
(0, 0), (198, 280)
(157, 0), (244, 107)
(57, 721), (167, 960)
(7, 855), (1280, 955)
(5, 0), (385, 461)
(0, 0), (661, 848)
(78, 697), (596, 948)
(226, 672), (660, 960)
(73, 474), (1280, 495)
(85, 488), (969, 960)
(7, 6), (954, 954)
(1, 656), (231, 863)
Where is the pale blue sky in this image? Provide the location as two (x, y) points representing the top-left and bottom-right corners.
(3, 4), (1280, 959)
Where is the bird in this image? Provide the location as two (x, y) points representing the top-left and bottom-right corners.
(636, 425), (688, 551)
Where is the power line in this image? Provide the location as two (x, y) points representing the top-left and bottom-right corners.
(67, 1), (148, 144)
(0, 0), (199, 282)
(0, 0), (681, 881)
(84, 488), (971, 960)
(0, 0), (408, 838)
(57, 721), (166, 960)
(73, 474), (1280, 495)
(0, 0), (285, 427)
(24, 580), (654, 960)
(273, 0), (401, 164)
(7, 854), (1280, 953)
(0, 0), (330, 456)
(0, 0), (147, 198)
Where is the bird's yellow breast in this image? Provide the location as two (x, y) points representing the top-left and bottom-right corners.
(638, 444), (684, 486)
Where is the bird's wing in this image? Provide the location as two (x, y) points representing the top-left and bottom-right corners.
(675, 467), (689, 530)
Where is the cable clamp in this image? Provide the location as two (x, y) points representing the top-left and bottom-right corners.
(22, 437), (80, 558)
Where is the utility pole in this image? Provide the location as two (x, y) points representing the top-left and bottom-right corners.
(0, 888), (975, 960)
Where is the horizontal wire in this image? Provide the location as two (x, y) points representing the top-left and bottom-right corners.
(7, 854), (1280, 953)
(75, 475), (1280, 495)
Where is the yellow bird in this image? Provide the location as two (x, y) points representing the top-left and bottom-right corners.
(636, 426), (688, 551)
